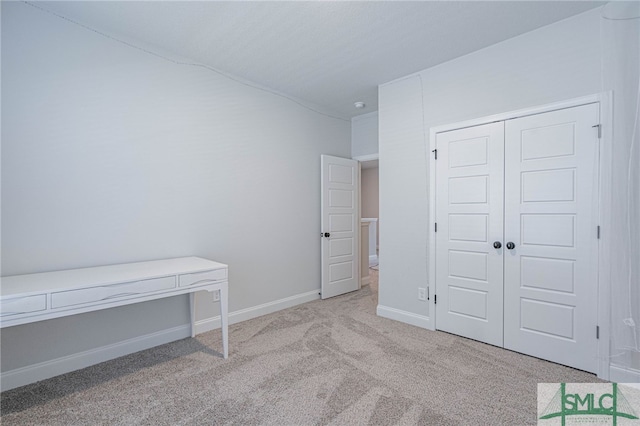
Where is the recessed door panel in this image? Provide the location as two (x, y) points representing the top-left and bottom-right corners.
(329, 189), (354, 208)
(449, 214), (488, 242)
(330, 261), (353, 282)
(329, 238), (353, 258)
(330, 214), (354, 233)
(522, 169), (575, 202)
(520, 256), (574, 293)
(449, 287), (488, 320)
(329, 164), (354, 185)
(449, 137), (488, 168)
(521, 123), (575, 161)
(449, 176), (488, 204)
(449, 250), (488, 282)
(520, 299), (574, 340)
(521, 214), (575, 247)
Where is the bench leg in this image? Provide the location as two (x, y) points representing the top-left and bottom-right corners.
(220, 285), (229, 358)
(190, 292), (196, 338)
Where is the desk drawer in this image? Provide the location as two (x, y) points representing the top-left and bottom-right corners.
(51, 276), (176, 309)
(179, 269), (227, 287)
(1, 295), (47, 317)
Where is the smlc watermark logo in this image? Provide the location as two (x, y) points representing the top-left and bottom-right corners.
(539, 383), (640, 425)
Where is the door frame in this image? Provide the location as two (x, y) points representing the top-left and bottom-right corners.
(428, 93), (612, 379)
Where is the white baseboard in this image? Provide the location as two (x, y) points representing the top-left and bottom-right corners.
(361, 276), (370, 286)
(1, 325), (191, 392)
(369, 255), (379, 267)
(2, 290), (321, 392)
(609, 364), (640, 382)
(195, 289), (320, 334)
(376, 305), (433, 330)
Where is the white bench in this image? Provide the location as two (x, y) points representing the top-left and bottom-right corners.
(0, 257), (229, 367)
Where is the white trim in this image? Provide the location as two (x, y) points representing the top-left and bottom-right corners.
(428, 93), (611, 378)
(430, 94), (604, 136)
(597, 92), (613, 380)
(428, 117), (438, 330)
(361, 276), (371, 286)
(358, 160), (362, 290)
(1, 325), (191, 391)
(609, 365), (640, 383)
(2, 289), (321, 391)
(369, 254), (379, 267)
(195, 290), (320, 334)
(352, 153), (379, 162)
(377, 305), (432, 330)
(597, 91), (613, 380)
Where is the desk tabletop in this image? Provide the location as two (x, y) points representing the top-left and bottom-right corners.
(1, 257), (227, 297)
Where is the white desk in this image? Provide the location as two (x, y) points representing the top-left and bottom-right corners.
(0, 257), (228, 359)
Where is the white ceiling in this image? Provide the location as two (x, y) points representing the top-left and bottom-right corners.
(36, 1), (604, 119)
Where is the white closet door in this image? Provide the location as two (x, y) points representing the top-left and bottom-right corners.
(435, 122), (505, 347)
(503, 103), (599, 373)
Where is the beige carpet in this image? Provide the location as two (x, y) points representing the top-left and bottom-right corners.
(1, 269), (599, 425)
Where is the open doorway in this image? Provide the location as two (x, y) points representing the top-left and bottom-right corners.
(360, 159), (379, 293)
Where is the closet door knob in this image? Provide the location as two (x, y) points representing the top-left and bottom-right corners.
(493, 241), (502, 249)
(506, 242), (515, 250)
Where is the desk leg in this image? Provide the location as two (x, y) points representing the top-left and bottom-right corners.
(189, 292), (196, 338)
(220, 284), (229, 358)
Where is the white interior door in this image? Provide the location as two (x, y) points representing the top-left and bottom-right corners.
(321, 155), (359, 299)
(503, 103), (600, 373)
(435, 122), (505, 346)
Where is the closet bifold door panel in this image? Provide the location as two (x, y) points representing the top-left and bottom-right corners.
(503, 103), (599, 374)
(434, 102), (599, 374)
(435, 122), (505, 347)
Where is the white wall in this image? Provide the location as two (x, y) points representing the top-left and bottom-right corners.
(1, 2), (350, 374)
(378, 75), (430, 324)
(602, 2), (640, 372)
(379, 5), (640, 374)
(351, 111), (378, 158)
(379, 8), (603, 327)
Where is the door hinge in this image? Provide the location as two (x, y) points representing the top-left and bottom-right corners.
(596, 326), (600, 339)
(434, 294), (437, 305)
(434, 223), (438, 232)
(592, 124), (602, 139)
(597, 226), (601, 239)
(432, 149), (438, 160)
